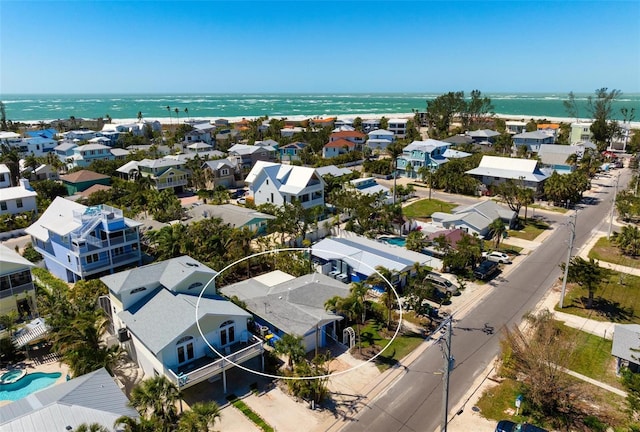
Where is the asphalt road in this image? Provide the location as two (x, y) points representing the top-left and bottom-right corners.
(343, 168), (631, 432)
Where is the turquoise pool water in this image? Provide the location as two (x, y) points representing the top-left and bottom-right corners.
(382, 236), (406, 247)
(0, 372), (62, 401)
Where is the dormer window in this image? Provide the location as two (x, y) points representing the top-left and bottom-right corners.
(131, 287), (147, 294)
(188, 282), (204, 290)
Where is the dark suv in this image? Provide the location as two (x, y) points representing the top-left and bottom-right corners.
(474, 260), (499, 280)
(496, 420), (548, 432)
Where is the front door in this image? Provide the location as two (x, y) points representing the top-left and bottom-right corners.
(176, 336), (195, 365)
(219, 320), (235, 347)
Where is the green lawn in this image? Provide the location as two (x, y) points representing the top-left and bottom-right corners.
(556, 270), (640, 324)
(358, 320), (424, 371)
(402, 199), (456, 220)
(588, 236), (640, 268)
(507, 218), (551, 241)
(556, 323), (621, 388)
(529, 203), (569, 214)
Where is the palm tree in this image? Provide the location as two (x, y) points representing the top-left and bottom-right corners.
(614, 225), (640, 256)
(386, 141), (405, 205)
(166, 106), (172, 129)
(137, 111), (143, 122)
(74, 423), (110, 432)
(325, 282), (367, 354)
(488, 219), (506, 248)
(184, 107), (190, 122)
(129, 375), (182, 430)
(177, 401), (221, 432)
(274, 333), (306, 369)
(365, 267), (395, 329)
(1, 144), (21, 186)
(174, 107), (180, 126)
(114, 415), (156, 432)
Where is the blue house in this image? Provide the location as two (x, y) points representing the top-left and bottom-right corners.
(396, 139), (452, 178)
(26, 197), (142, 282)
(279, 142), (307, 162)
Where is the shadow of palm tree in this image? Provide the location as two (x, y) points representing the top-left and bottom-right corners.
(579, 296), (636, 322)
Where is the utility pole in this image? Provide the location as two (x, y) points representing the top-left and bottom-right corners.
(608, 174), (620, 240)
(440, 317), (454, 432)
(559, 209), (577, 309)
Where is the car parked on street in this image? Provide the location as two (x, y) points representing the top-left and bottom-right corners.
(496, 420), (548, 432)
(474, 260), (500, 280)
(482, 251), (512, 264)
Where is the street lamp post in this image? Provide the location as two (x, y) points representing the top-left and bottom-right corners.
(607, 174), (620, 240)
(440, 317), (454, 432)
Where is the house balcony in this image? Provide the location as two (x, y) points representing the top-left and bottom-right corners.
(165, 336), (264, 390)
(81, 251), (140, 274)
(155, 179), (188, 190)
(0, 282), (35, 299)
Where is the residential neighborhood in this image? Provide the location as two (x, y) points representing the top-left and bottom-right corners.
(1, 94), (639, 432)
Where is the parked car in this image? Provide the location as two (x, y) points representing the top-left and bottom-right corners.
(496, 420), (548, 432)
(236, 197), (246, 205)
(425, 273), (460, 296)
(474, 260), (500, 280)
(231, 188), (247, 199)
(482, 251), (512, 264)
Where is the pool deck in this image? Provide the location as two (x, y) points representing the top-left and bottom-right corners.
(0, 355), (69, 407)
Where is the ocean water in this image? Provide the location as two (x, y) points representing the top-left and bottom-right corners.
(1, 93), (639, 122)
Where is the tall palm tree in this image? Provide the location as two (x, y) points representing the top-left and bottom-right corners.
(184, 107), (190, 122)
(325, 282), (367, 354)
(137, 111), (143, 122)
(385, 141), (405, 205)
(177, 401), (221, 432)
(367, 266), (395, 329)
(166, 106), (172, 130)
(1, 144), (21, 186)
(488, 219), (506, 248)
(129, 376), (182, 430)
(174, 107), (180, 126)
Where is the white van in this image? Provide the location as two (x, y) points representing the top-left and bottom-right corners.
(425, 273), (460, 296)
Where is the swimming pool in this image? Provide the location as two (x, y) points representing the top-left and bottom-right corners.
(0, 372), (62, 401)
(381, 236), (406, 247)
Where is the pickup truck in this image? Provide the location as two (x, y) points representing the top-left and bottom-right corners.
(474, 260), (500, 281)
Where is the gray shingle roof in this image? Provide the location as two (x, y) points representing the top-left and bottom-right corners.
(118, 289), (250, 354)
(0, 368), (138, 432)
(101, 256), (217, 296)
(220, 272), (347, 337)
(612, 324), (640, 363)
(185, 204), (274, 228)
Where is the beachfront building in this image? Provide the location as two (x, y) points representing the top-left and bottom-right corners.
(245, 161), (325, 209)
(366, 129), (395, 152)
(102, 256), (263, 392)
(311, 230), (439, 289)
(396, 139), (452, 178)
(388, 118), (408, 138)
(512, 131), (556, 153)
(220, 271), (347, 353)
(60, 169), (110, 195)
(362, 119), (382, 133)
(465, 155), (549, 194)
(0, 132), (22, 148)
(228, 143), (277, 172)
(322, 138), (358, 158)
(63, 129), (98, 141)
(69, 143), (115, 168)
(202, 157), (242, 189)
(0, 179), (38, 217)
(0, 368), (139, 432)
(185, 204), (275, 234)
(26, 197), (142, 282)
(431, 200), (517, 238)
(14, 136), (58, 157)
(0, 244), (36, 317)
(280, 126), (305, 138)
(279, 141), (307, 162)
(310, 117), (336, 129)
(537, 123), (560, 141)
(570, 121), (594, 145)
(465, 129), (501, 145)
(505, 120), (527, 135)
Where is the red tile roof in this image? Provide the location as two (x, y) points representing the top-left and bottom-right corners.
(77, 184), (112, 198)
(330, 131), (365, 139)
(324, 138), (356, 149)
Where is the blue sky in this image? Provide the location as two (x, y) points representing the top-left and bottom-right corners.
(1, 1), (639, 94)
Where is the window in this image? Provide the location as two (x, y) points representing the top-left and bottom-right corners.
(220, 168), (229, 176)
(0, 173), (5, 182)
(131, 287), (146, 294)
(219, 320), (235, 346)
(266, 179), (269, 185)
(0, 202), (6, 211)
(16, 199), (23, 208)
(176, 336), (195, 364)
(270, 193), (274, 202)
(86, 253), (99, 264)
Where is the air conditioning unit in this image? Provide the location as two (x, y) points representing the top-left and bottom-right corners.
(117, 328), (130, 342)
(328, 270), (341, 279)
(336, 273), (350, 283)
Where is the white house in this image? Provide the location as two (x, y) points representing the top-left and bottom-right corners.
(366, 129), (395, 151)
(465, 155), (549, 194)
(102, 256), (263, 392)
(245, 161), (325, 209)
(64, 129), (98, 141)
(570, 121), (593, 145)
(0, 179), (38, 217)
(322, 138), (358, 158)
(349, 177), (392, 204)
(0, 163), (11, 188)
(362, 119), (382, 133)
(53, 141), (78, 165)
(19, 136), (58, 157)
(431, 200), (517, 238)
(612, 324), (640, 373)
(505, 121), (527, 135)
(69, 143), (115, 168)
(388, 118), (408, 138)
(512, 131), (556, 153)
